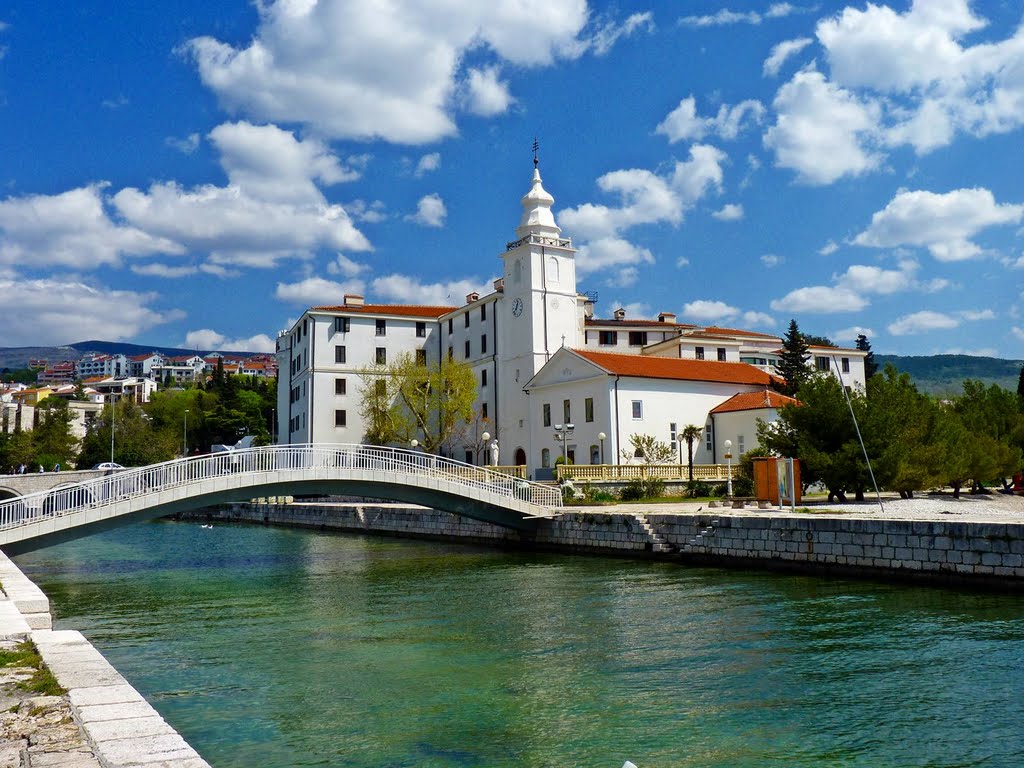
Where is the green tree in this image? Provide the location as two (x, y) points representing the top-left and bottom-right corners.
(31, 398), (79, 469)
(775, 319), (810, 396)
(680, 425), (703, 481)
(360, 353), (477, 453)
(856, 334), (878, 379)
(77, 400), (177, 468)
(620, 434), (675, 464)
(1017, 365), (1024, 405)
(803, 334), (834, 347)
(953, 380), (1023, 491)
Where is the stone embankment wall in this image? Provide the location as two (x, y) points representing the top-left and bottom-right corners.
(206, 502), (1024, 589)
(0, 551), (212, 767)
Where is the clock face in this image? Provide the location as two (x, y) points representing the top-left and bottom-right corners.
(512, 297), (523, 317)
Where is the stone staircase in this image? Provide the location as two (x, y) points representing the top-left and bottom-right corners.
(685, 518), (720, 551)
(633, 514), (676, 553)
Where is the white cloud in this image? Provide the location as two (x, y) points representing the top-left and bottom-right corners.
(346, 199), (388, 223)
(760, 253), (781, 268)
(682, 300), (740, 322)
(888, 310), (959, 335)
(561, 170), (682, 240)
(0, 276), (183, 345)
(186, 0), (590, 144)
(275, 276), (366, 306)
(182, 329), (276, 353)
(1012, 326), (1024, 341)
(583, 12), (654, 56)
(833, 325), (875, 343)
(656, 96), (764, 143)
(854, 188), (1024, 261)
(462, 66), (514, 116)
(712, 203), (744, 221)
(370, 274), (490, 305)
(741, 311), (776, 327)
(326, 253), (369, 278)
(607, 301), (652, 321)
(770, 285), (868, 313)
(959, 309), (995, 321)
(614, 266), (639, 287)
(406, 193), (447, 228)
(1008, 255), (1024, 269)
(165, 133), (201, 154)
(764, 68), (883, 185)
(576, 238), (655, 278)
(944, 346), (998, 357)
(834, 261), (916, 294)
(0, 184), (183, 269)
(130, 263), (199, 278)
(818, 240), (839, 255)
(414, 152), (441, 177)
(675, 256), (690, 268)
(679, 5), (801, 27)
(763, 37), (813, 77)
(101, 95), (129, 110)
(210, 121), (362, 205)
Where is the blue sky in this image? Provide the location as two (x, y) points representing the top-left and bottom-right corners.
(0, 0), (1022, 357)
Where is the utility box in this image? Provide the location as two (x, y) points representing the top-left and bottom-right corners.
(753, 457), (802, 505)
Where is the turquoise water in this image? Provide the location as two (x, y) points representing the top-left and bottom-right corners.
(13, 520), (1024, 767)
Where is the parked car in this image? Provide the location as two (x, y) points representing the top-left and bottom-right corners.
(92, 462), (125, 471)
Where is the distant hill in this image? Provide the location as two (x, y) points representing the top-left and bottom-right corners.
(877, 354), (1023, 396)
(0, 340), (265, 370)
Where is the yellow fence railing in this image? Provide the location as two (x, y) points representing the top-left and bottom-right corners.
(556, 464), (729, 482)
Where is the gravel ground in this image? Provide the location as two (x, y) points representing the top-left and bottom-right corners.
(599, 491), (1024, 523)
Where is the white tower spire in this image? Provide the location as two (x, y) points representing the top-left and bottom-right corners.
(516, 166), (561, 238)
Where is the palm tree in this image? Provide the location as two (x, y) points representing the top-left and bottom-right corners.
(680, 425), (703, 481)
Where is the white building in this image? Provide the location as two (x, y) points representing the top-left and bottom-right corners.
(276, 161), (867, 477)
(76, 353), (128, 380)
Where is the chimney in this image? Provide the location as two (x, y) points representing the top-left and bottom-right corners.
(613, 307), (626, 321)
(465, 292), (480, 304)
(583, 300), (595, 319)
(344, 294), (364, 307)
(658, 312), (677, 324)
(493, 278), (505, 292)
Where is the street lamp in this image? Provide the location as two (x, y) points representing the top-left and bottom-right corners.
(723, 439), (733, 498)
(109, 400), (115, 465)
(598, 432), (606, 465)
(183, 409), (189, 457)
(410, 439), (418, 450)
(481, 431), (491, 466)
(271, 408), (276, 444)
(554, 423), (574, 466)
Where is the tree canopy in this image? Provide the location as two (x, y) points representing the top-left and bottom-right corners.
(774, 319), (811, 397)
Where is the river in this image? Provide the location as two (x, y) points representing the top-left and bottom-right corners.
(13, 519), (1024, 767)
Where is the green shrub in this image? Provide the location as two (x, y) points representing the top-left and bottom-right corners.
(687, 480), (711, 498)
(732, 476), (754, 497)
(619, 477), (666, 501)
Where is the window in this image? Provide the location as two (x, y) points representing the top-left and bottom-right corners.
(335, 378), (346, 395)
(415, 349), (427, 366)
(629, 331), (648, 346)
(335, 410), (347, 427)
(481, 334), (487, 354)
(842, 357), (850, 373)
(599, 331), (618, 345)
(376, 347), (387, 365)
(695, 346), (704, 360)
(717, 347), (727, 362)
(465, 450), (474, 465)
(464, 339), (471, 359)
(670, 422), (678, 451)
(375, 318), (386, 336)
(541, 448), (551, 468)
(585, 397), (594, 422)
(632, 400), (643, 420)
(303, 318), (307, 336)
(563, 399), (571, 423)
(464, 313), (470, 328)
(547, 256), (559, 282)
(738, 435), (745, 455)
(335, 317), (350, 333)
(543, 403), (551, 427)
(448, 318), (453, 334)
(816, 356), (830, 371)
(481, 369), (488, 386)
(590, 445), (600, 464)
(705, 423), (713, 451)
(416, 321), (426, 338)
(335, 345), (346, 364)
(481, 304), (487, 321)
(481, 402), (488, 419)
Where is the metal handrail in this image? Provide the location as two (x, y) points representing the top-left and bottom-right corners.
(0, 444), (562, 531)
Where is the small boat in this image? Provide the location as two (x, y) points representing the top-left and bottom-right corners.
(201, 523), (214, 529)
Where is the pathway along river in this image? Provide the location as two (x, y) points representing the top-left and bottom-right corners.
(12, 519), (1024, 767)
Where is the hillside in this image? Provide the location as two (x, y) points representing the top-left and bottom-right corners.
(0, 340), (264, 370)
(876, 354), (1023, 396)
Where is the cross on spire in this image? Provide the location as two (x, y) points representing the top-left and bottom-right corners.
(532, 137), (539, 168)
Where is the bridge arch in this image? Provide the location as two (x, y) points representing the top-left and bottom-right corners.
(0, 444), (562, 554)
(0, 487), (21, 502)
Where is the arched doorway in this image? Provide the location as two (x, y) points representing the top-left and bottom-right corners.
(514, 447), (526, 466)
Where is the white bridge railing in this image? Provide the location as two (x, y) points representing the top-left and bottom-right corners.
(0, 444), (563, 532)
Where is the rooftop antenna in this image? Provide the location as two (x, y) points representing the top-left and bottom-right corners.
(532, 137), (539, 168)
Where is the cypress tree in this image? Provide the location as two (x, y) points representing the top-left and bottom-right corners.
(1017, 365), (1024, 405)
(856, 333), (878, 379)
(776, 319), (810, 396)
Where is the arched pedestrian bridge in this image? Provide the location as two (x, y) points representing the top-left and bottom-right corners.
(0, 445), (563, 554)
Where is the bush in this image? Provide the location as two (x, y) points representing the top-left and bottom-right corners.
(732, 476), (754, 497)
(581, 482), (616, 503)
(619, 477), (666, 501)
(687, 479), (711, 498)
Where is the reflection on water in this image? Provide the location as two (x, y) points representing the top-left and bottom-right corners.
(15, 519), (1024, 768)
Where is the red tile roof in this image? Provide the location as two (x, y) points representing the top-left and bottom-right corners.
(807, 344), (864, 353)
(703, 326), (781, 339)
(711, 390), (799, 414)
(586, 318), (697, 328)
(573, 349), (777, 386)
(313, 304), (456, 318)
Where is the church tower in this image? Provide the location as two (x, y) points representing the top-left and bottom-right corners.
(497, 160), (581, 470)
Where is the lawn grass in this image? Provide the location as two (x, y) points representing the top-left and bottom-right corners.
(0, 640), (65, 697)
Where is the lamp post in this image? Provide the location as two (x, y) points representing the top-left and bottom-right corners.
(481, 431), (490, 466)
(554, 423), (574, 466)
(724, 439), (733, 498)
(183, 409), (189, 457)
(598, 432), (606, 465)
(109, 400), (115, 466)
(271, 408), (275, 444)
